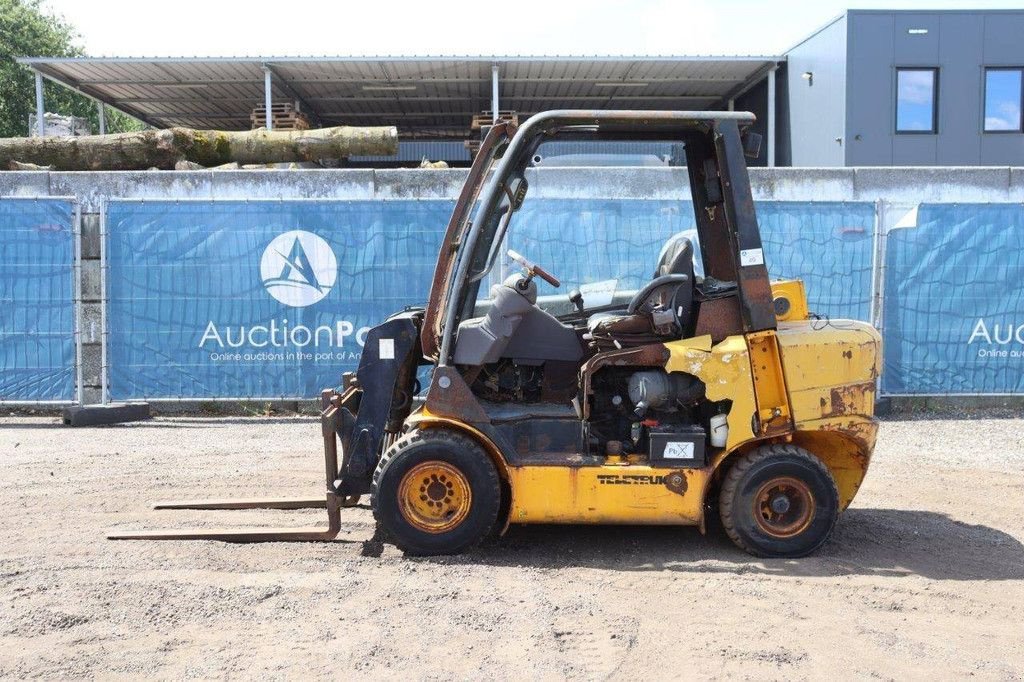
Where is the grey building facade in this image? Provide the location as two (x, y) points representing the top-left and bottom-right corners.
(782, 9), (1024, 166)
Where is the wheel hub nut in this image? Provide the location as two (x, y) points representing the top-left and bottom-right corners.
(770, 495), (791, 514)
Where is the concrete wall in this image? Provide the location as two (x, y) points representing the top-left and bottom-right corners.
(2, 165), (1024, 403)
(6, 166), (1024, 207)
(845, 10), (1024, 166)
(784, 14), (849, 167)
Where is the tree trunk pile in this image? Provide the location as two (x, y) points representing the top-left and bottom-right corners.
(0, 125), (398, 171)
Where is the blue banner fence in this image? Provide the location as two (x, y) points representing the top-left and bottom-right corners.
(102, 198), (882, 401)
(2, 195), (1018, 402)
(881, 203), (1024, 395)
(103, 199), (453, 400)
(0, 197), (80, 404)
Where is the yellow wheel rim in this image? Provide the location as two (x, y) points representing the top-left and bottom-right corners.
(398, 461), (472, 534)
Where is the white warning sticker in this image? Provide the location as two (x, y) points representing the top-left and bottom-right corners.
(378, 338), (395, 360)
(663, 441), (695, 459)
(739, 248), (764, 267)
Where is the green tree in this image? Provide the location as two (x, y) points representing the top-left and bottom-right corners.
(0, 0), (143, 138)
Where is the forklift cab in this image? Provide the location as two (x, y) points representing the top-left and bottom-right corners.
(424, 111), (776, 366)
(416, 112), (781, 421)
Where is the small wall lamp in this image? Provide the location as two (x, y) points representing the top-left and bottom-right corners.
(801, 71), (814, 86)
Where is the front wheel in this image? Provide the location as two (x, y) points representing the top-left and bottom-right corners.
(371, 430), (502, 556)
(719, 444), (839, 558)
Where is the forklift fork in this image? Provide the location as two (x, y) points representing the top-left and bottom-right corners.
(107, 391), (354, 543)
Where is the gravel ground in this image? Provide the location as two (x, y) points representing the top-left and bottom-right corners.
(1, 414), (1023, 679)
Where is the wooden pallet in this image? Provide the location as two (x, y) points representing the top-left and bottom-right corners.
(251, 103), (311, 130)
(470, 111), (519, 131)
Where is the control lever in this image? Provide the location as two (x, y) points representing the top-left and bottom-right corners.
(569, 289), (584, 313)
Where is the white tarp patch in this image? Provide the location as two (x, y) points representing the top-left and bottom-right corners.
(893, 205), (919, 230)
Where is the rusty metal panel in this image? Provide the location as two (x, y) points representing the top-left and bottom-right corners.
(776, 320), (882, 423)
(745, 330), (794, 437)
(693, 295), (743, 344)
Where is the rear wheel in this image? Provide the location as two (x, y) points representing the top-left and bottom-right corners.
(371, 430), (501, 556)
(719, 444), (839, 558)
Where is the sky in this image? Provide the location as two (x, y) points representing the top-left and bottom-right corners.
(40, 0), (1024, 58)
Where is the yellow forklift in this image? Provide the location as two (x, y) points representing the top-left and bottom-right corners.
(110, 111), (881, 558)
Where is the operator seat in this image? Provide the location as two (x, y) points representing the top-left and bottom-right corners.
(655, 232), (695, 279)
(587, 235), (695, 348)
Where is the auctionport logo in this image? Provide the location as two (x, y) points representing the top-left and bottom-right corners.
(259, 230), (337, 307)
(968, 317), (1024, 358)
(198, 230), (369, 363)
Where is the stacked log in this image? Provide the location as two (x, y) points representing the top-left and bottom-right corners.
(0, 125), (398, 171)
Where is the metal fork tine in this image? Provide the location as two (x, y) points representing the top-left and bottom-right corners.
(106, 526), (345, 542)
(152, 497), (326, 510)
(107, 493), (346, 543)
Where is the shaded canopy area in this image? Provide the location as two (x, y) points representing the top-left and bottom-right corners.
(16, 55), (781, 139)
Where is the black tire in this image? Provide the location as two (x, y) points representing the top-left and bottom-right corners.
(371, 430), (502, 556)
(718, 444), (839, 558)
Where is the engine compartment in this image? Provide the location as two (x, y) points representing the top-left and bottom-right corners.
(586, 367), (727, 464)
(452, 263), (742, 465)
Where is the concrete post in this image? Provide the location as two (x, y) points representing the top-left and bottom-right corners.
(263, 67), (273, 130)
(34, 71), (45, 137)
(491, 64), (500, 123)
(97, 101), (106, 135)
(767, 66), (777, 167)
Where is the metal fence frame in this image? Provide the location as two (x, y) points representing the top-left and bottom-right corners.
(0, 196), (81, 406)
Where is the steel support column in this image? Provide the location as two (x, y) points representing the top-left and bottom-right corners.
(34, 71), (45, 136)
(766, 66), (777, 167)
(97, 101), (106, 135)
(262, 62), (320, 127)
(491, 64), (499, 123)
(263, 67), (273, 130)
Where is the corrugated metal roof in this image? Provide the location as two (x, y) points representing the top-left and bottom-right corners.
(17, 55), (782, 136)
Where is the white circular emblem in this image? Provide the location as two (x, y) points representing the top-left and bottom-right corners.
(260, 230), (338, 307)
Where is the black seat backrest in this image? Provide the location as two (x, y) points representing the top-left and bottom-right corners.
(655, 235), (695, 280)
(654, 236), (695, 331)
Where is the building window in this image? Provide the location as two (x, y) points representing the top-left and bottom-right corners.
(896, 68), (938, 133)
(984, 68), (1023, 133)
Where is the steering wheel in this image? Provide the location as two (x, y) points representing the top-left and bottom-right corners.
(507, 249), (561, 288)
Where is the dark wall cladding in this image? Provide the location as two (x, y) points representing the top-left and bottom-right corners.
(845, 10), (1024, 166)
